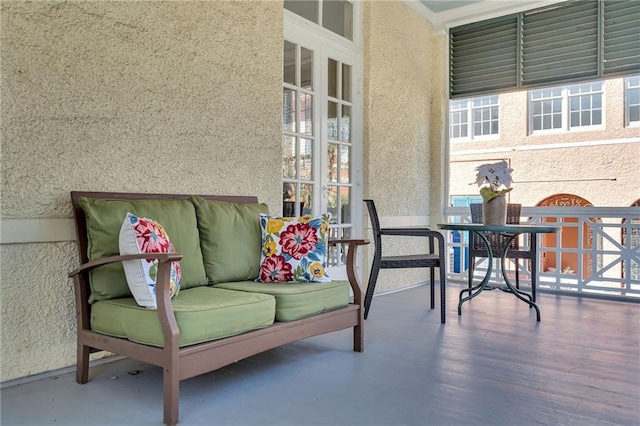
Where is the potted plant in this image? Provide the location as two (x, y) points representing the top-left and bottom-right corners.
(474, 160), (513, 225)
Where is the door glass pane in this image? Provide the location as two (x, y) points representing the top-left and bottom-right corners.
(327, 185), (338, 221)
(283, 89), (296, 132)
(301, 183), (313, 215)
(301, 47), (313, 90)
(283, 183), (305, 217)
(299, 138), (313, 181)
(327, 143), (338, 183)
(283, 41), (296, 85)
(342, 63), (351, 101)
(283, 135), (297, 178)
(328, 227), (351, 266)
(327, 101), (338, 141)
(322, 0), (353, 40)
(341, 105), (351, 142)
(300, 92), (313, 135)
(340, 145), (350, 183)
(340, 186), (351, 224)
(328, 58), (338, 98)
(283, 182), (295, 202)
(285, 1), (319, 23)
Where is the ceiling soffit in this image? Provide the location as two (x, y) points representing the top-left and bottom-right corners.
(404, 0), (568, 34)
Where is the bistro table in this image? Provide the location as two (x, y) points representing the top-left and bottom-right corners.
(438, 223), (559, 321)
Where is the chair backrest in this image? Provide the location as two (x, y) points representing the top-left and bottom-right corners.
(469, 203), (522, 252)
(364, 199), (382, 241)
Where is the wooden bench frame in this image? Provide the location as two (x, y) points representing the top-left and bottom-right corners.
(68, 191), (369, 425)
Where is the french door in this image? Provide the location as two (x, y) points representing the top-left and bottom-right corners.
(283, 16), (362, 274)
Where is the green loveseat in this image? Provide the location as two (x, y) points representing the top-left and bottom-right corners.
(68, 191), (368, 426)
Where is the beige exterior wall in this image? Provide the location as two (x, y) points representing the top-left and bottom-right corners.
(1, 0), (283, 382)
(362, 1), (446, 293)
(1, 1), (448, 381)
(450, 78), (640, 207)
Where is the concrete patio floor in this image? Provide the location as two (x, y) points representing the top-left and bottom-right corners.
(2, 283), (639, 425)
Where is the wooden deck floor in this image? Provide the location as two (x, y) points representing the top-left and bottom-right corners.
(2, 284), (639, 425)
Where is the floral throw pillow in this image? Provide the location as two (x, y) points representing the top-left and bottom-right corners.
(257, 213), (331, 283)
(119, 212), (181, 309)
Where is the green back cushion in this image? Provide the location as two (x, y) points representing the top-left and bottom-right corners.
(79, 197), (207, 302)
(190, 196), (269, 283)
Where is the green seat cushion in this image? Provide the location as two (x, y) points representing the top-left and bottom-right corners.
(190, 196), (269, 283)
(79, 197), (208, 302)
(214, 280), (350, 322)
(91, 287), (276, 347)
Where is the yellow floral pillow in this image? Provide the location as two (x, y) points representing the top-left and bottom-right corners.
(256, 213), (331, 283)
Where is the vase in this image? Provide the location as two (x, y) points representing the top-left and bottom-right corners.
(482, 195), (507, 225)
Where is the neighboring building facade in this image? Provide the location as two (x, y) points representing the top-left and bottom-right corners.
(449, 76), (640, 209)
(448, 76), (640, 286)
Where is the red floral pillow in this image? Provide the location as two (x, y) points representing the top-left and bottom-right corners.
(119, 212), (181, 308)
(256, 214), (331, 283)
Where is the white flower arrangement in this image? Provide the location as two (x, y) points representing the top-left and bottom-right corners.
(475, 160), (513, 202)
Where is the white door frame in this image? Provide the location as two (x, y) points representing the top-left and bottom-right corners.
(284, 10), (363, 278)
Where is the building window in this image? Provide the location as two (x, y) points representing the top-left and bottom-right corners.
(530, 87), (562, 131)
(449, 95), (499, 141)
(285, 0), (353, 41)
(530, 81), (603, 133)
(625, 75), (640, 126)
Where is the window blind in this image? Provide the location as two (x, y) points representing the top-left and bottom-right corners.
(450, 17), (518, 97)
(449, 0), (640, 98)
(522, 1), (598, 86)
(603, 0), (640, 77)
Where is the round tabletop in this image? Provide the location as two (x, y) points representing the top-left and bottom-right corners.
(437, 223), (559, 234)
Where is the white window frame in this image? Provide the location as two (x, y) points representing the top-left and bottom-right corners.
(529, 81), (605, 135)
(284, 1), (361, 47)
(625, 75), (640, 127)
(449, 95), (499, 142)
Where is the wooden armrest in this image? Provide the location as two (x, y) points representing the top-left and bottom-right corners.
(68, 253), (183, 277)
(69, 252), (183, 349)
(327, 239), (369, 308)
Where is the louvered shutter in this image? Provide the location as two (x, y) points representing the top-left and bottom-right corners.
(522, 1), (598, 85)
(449, 0), (640, 98)
(602, 0), (640, 77)
(450, 17), (517, 98)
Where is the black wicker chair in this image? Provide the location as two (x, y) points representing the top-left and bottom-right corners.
(468, 203), (538, 301)
(364, 199), (446, 323)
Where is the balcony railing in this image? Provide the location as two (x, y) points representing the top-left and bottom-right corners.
(443, 206), (640, 301)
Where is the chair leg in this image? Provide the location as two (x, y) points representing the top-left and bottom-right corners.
(531, 262), (537, 303)
(364, 261), (381, 320)
(468, 256), (475, 289)
(430, 267), (435, 309)
(76, 342), (90, 384)
(353, 321), (364, 352)
(515, 259), (520, 289)
(439, 265), (446, 324)
(163, 366), (179, 426)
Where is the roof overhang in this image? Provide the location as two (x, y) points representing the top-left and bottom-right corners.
(403, 0), (569, 35)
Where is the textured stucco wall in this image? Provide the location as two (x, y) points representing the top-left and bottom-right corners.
(362, 1), (444, 293)
(1, 0), (283, 382)
(449, 78), (640, 207)
(428, 34), (447, 224)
